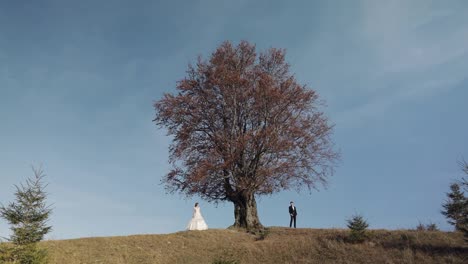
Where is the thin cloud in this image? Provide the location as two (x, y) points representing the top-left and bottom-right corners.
(329, 0), (468, 127)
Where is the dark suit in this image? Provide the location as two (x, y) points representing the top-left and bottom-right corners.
(289, 205), (297, 228)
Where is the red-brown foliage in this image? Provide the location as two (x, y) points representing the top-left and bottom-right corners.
(154, 41), (339, 228)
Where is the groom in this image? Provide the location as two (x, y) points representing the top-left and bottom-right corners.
(289, 201), (297, 228)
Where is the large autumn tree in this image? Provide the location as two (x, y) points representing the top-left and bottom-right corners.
(153, 41), (339, 229)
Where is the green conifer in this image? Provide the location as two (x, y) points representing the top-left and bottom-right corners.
(0, 167), (52, 263)
(346, 214), (369, 243)
(441, 183), (466, 231)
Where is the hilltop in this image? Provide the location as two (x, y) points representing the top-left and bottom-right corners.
(32, 227), (468, 264)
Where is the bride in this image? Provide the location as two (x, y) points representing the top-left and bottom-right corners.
(186, 202), (208, 230)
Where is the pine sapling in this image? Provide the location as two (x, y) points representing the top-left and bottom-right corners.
(346, 214), (369, 243)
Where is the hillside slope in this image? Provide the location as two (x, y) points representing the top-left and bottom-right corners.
(40, 228), (467, 264)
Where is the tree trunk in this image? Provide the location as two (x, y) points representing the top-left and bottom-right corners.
(231, 192), (263, 230)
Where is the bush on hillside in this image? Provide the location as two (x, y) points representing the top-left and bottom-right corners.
(416, 222), (439, 231)
(346, 214), (369, 243)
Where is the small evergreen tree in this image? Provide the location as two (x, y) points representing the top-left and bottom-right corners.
(461, 200), (468, 241)
(457, 159), (468, 240)
(346, 214), (369, 243)
(441, 160), (468, 241)
(0, 166), (52, 263)
(441, 183), (466, 231)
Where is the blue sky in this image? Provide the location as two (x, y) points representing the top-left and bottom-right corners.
(1, 0), (467, 240)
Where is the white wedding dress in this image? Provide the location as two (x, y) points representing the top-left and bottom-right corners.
(186, 206), (208, 230)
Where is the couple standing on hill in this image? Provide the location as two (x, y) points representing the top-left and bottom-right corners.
(186, 201), (299, 230)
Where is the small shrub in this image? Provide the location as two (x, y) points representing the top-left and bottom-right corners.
(415, 221), (439, 231)
(426, 223), (439, 231)
(346, 214), (369, 243)
(416, 222), (426, 231)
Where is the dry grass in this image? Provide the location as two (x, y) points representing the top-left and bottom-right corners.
(7, 228), (467, 264)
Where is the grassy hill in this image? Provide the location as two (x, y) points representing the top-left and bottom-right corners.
(11, 228), (468, 263)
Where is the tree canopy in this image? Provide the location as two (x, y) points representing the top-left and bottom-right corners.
(153, 41), (339, 228)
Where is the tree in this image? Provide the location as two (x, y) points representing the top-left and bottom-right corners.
(153, 41), (339, 229)
(441, 159), (468, 241)
(441, 183), (465, 231)
(0, 166), (52, 245)
(456, 159), (468, 240)
(346, 214), (369, 243)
